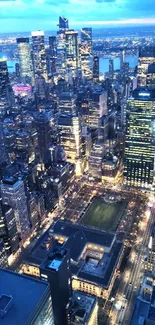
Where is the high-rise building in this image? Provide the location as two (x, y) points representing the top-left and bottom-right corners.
(137, 46), (155, 87)
(124, 88), (155, 189)
(0, 59), (10, 99)
(0, 240), (8, 267)
(40, 247), (72, 325)
(58, 92), (76, 115)
(145, 223), (155, 278)
(109, 59), (114, 80)
(31, 31), (47, 81)
(80, 27), (93, 80)
(65, 30), (79, 78)
(89, 90), (107, 129)
(93, 56), (99, 82)
(147, 63), (155, 89)
(35, 112), (52, 162)
(49, 36), (57, 75)
(16, 37), (34, 84)
(57, 17), (69, 77)
(57, 114), (82, 169)
(120, 50), (125, 73)
(0, 268), (55, 325)
(1, 177), (30, 241)
(0, 122), (9, 165)
(0, 198), (19, 256)
(88, 142), (103, 180)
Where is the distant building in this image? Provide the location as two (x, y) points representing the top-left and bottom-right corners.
(0, 59), (10, 99)
(66, 291), (98, 325)
(57, 16), (69, 77)
(147, 63), (155, 89)
(80, 27), (93, 80)
(65, 30), (79, 78)
(49, 36), (57, 75)
(93, 56), (99, 82)
(16, 37), (34, 84)
(109, 59), (114, 80)
(31, 30), (48, 81)
(0, 268), (55, 325)
(35, 112), (52, 162)
(0, 239), (8, 268)
(58, 92), (77, 115)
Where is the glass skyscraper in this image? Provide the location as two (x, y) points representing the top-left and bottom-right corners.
(80, 27), (93, 80)
(124, 88), (155, 189)
(17, 37), (34, 84)
(31, 31), (47, 81)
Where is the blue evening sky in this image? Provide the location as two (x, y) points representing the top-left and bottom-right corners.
(0, 0), (155, 33)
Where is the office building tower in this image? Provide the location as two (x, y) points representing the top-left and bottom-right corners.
(17, 37), (34, 84)
(58, 16), (69, 30)
(58, 92), (76, 114)
(109, 59), (114, 80)
(120, 50), (125, 73)
(0, 59), (10, 99)
(145, 224), (155, 277)
(66, 292), (98, 325)
(15, 62), (20, 79)
(15, 130), (35, 164)
(124, 88), (155, 189)
(88, 142), (103, 180)
(40, 247), (72, 325)
(57, 17), (69, 77)
(65, 30), (79, 78)
(31, 31), (48, 81)
(80, 27), (93, 80)
(147, 63), (155, 89)
(0, 122), (9, 165)
(57, 114), (82, 173)
(35, 112), (52, 162)
(93, 56), (99, 82)
(49, 36), (57, 75)
(89, 90), (107, 129)
(137, 46), (155, 87)
(1, 177), (30, 241)
(0, 268), (55, 325)
(0, 198), (19, 255)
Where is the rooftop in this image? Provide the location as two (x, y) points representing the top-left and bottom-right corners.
(0, 268), (49, 325)
(67, 291), (97, 324)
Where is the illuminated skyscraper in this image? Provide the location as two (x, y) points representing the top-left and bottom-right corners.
(124, 88), (155, 189)
(49, 36), (57, 75)
(31, 31), (47, 81)
(57, 114), (82, 173)
(93, 56), (99, 82)
(57, 16), (69, 77)
(16, 37), (34, 84)
(109, 59), (114, 80)
(58, 92), (76, 115)
(65, 30), (79, 78)
(80, 27), (93, 79)
(137, 47), (155, 87)
(0, 59), (10, 98)
(1, 177), (30, 241)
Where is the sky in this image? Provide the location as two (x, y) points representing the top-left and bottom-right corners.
(0, 0), (155, 33)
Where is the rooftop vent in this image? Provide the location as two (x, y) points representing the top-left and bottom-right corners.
(0, 294), (13, 318)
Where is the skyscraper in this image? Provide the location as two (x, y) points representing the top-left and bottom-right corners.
(0, 59), (10, 99)
(80, 27), (93, 79)
(40, 247), (72, 325)
(35, 112), (52, 162)
(57, 16), (69, 77)
(31, 31), (48, 81)
(124, 88), (155, 189)
(93, 56), (99, 82)
(137, 46), (155, 87)
(65, 30), (79, 78)
(58, 92), (76, 115)
(147, 63), (155, 89)
(49, 36), (57, 75)
(109, 59), (114, 80)
(1, 177), (30, 241)
(17, 37), (34, 84)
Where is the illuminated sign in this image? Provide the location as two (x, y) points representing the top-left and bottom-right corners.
(139, 92), (150, 97)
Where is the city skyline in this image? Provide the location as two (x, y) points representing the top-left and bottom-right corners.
(0, 0), (155, 33)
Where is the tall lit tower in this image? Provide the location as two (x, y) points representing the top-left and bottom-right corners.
(0, 59), (10, 98)
(65, 30), (79, 78)
(124, 88), (155, 189)
(49, 36), (57, 75)
(93, 56), (99, 82)
(109, 59), (114, 80)
(31, 31), (47, 81)
(57, 16), (69, 77)
(16, 37), (34, 84)
(80, 27), (93, 79)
